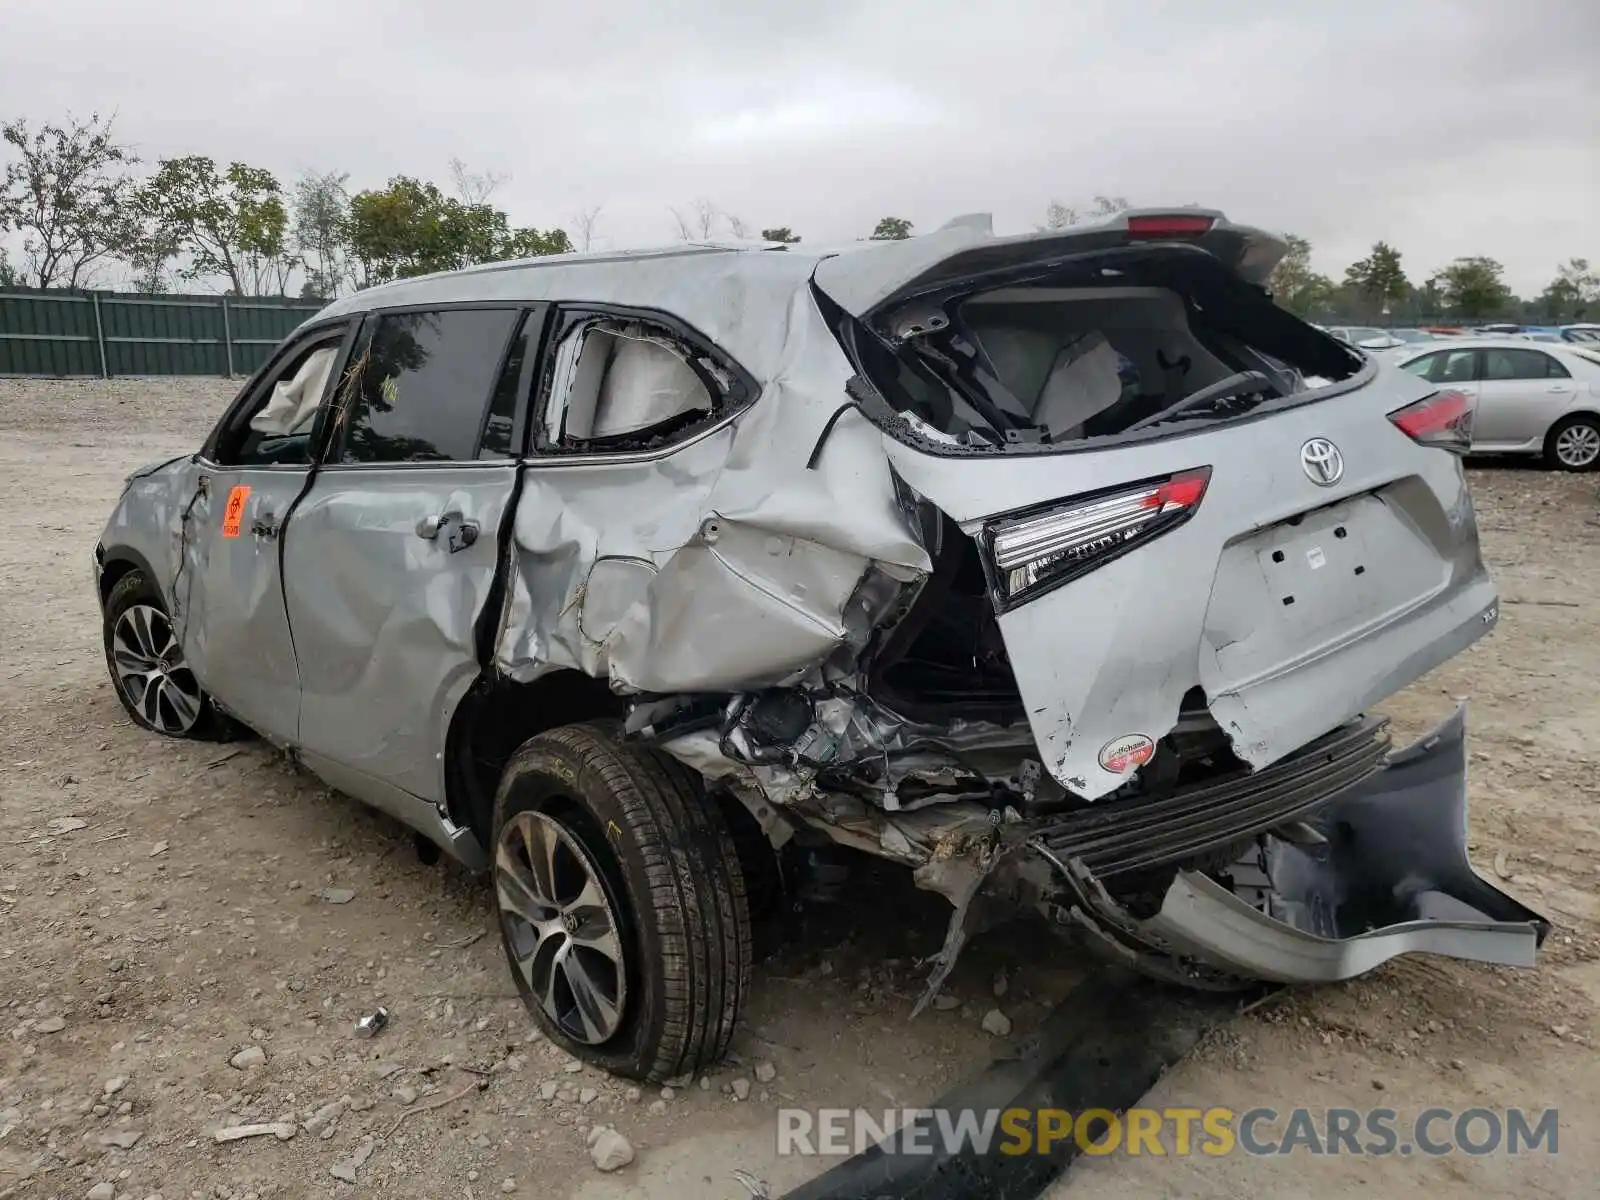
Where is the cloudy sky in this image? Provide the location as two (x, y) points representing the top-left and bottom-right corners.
(2, 0), (1596, 294)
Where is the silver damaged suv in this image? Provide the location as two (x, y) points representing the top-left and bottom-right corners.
(95, 210), (1547, 1081)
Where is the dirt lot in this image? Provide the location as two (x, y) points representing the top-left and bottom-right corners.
(1, 378), (1597, 1200)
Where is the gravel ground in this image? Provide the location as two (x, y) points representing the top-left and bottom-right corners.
(0, 378), (1597, 1200)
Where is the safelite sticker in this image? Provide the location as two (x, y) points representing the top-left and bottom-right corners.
(1099, 733), (1155, 774)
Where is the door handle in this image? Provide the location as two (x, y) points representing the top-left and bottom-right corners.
(251, 513), (280, 540)
(416, 511), (480, 553)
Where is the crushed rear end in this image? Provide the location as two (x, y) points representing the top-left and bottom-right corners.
(790, 209), (1547, 993)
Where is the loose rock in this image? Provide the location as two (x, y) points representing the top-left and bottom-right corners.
(33, 1016), (66, 1034)
(316, 886), (357, 904)
(87, 1184), (115, 1200)
(330, 1139), (377, 1183)
(730, 1078), (751, 1102)
(214, 1122), (297, 1143)
(103, 1076), (128, 1096)
(100, 1129), (144, 1149)
(392, 1084), (418, 1105)
(229, 1045), (266, 1070)
(754, 1062), (777, 1084)
(588, 1127), (635, 1172)
(981, 1009), (1012, 1037)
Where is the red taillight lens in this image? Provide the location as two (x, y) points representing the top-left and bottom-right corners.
(1388, 389), (1473, 453)
(1142, 468), (1212, 512)
(1126, 214), (1216, 239)
(987, 467), (1211, 608)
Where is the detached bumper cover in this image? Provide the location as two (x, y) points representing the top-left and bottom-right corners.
(1141, 705), (1548, 981)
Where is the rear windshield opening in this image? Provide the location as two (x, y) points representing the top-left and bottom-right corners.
(848, 247), (1363, 450)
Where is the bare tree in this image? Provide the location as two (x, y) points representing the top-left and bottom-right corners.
(0, 112), (140, 288)
(668, 206), (694, 240)
(293, 170), (351, 296)
(725, 212), (750, 239)
(448, 157), (509, 206)
(689, 197), (718, 238)
(570, 205), (603, 252)
(1043, 200), (1078, 230)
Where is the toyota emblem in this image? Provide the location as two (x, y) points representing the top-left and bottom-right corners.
(1300, 438), (1344, 486)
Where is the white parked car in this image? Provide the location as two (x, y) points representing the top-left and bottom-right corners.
(1395, 339), (1600, 469)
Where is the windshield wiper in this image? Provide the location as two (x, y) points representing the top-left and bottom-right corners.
(1123, 370), (1275, 433)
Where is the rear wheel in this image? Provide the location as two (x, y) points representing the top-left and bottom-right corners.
(491, 722), (752, 1081)
(102, 570), (233, 740)
(1545, 414), (1600, 471)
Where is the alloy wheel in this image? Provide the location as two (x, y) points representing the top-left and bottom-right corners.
(111, 604), (203, 734)
(495, 810), (627, 1044)
(1554, 422), (1600, 469)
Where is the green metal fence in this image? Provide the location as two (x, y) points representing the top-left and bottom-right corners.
(0, 288), (327, 378)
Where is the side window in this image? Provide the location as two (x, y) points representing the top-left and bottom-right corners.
(477, 309), (542, 460)
(539, 314), (748, 452)
(1400, 352), (1441, 381)
(213, 327), (348, 467)
(1404, 349), (1476, 384)
(333, 308), (520, 464)
(1483, 348), (1568, 381)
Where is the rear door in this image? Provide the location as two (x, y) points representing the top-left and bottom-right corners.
(279, 304), (542, 819)
(179, 321), (358, 740)
(1474, 346), (1577, 448)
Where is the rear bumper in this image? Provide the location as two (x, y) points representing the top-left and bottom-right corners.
(1139, 704), (1547, 982)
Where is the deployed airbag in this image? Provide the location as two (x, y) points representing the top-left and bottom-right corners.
(250, 345), (336, 435)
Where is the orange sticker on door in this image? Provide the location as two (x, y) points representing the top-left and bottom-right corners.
(221, 485), (252, 538)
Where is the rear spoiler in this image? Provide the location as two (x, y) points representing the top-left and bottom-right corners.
(812, 208), (1287, 319)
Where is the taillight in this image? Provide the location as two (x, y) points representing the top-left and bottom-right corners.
(1388, 389), (1473, 453)
(1126, 213), (1216, 239)
(986, 468), (1211, 608)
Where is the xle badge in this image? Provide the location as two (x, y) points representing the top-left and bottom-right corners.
(221, 485), (252, 538)
(1099, 733), (1155, 774)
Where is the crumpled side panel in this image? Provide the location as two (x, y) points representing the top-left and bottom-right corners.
(494, 284), (930, 694)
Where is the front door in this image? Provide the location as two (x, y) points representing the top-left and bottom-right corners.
(280, 304), (538, 817)
(177, 322), (357, 741)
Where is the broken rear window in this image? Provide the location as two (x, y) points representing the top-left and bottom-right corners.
(840, 246), (1363, 451)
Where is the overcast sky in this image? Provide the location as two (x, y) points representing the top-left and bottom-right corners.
(2, 0), (1595, 294)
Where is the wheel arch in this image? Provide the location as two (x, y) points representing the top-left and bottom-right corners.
(97, 545), (165, 610)
(444, 668), (628, 844)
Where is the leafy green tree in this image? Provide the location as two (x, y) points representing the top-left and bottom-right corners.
(345, 176), (568, 286)
(143, 156), (297, 295)
(870, 216), (913, 241)
(1434, 256), (1515, 319)
(1268, 234), (1336, 316)
(1343, 241), (1409, 317)
(501, 225), (572, 258)
(0, 112), (140, 288)
(1538, 257), (1598, 322)
(760, 227), (801, 243)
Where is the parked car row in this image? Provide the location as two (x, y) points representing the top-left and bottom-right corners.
(1320, 323), (1600, 350)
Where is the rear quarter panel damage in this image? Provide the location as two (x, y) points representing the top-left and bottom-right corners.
(493, 286), (930, 693)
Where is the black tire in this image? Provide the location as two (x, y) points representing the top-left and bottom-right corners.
(491, 722), (752, 1082)
(1544, 413), (1600, 472)
(102, 569), (235, 741)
